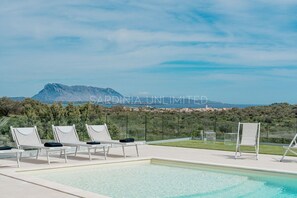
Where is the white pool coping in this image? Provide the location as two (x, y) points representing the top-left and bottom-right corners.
(1, 144), (297, 197)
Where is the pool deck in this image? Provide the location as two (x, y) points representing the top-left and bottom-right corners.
(1, 144), (297, 198)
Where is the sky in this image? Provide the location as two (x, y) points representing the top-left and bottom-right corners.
(0, 0), (297, 104)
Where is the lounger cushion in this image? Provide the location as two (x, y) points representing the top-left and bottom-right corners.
(119, 138), (135, 143)
(86, 141), (101, 145)
(44, 142), (63, 147)
(0, 146), (13, 150)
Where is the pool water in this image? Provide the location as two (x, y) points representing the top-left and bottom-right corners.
(29, 160), (297, 198)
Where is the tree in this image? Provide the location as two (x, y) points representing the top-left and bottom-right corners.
(65, 103), (81, 124)
(0, 97), (20, 116)
(50, 102), (65, 124)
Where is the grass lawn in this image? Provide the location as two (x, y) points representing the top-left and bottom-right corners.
(155, 140), (294, 156)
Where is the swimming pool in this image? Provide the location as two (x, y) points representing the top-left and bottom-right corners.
(26, 159), (297, 198)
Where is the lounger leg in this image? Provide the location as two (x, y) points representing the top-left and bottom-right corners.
(75, 146), (78, 156)
(136, 144), (139, 157)
(103, 146), (106, 160)
(19, 152), (22, 162)
(94, 148), (97, 154)
(235, 145), (239, 159)
(36, 149), (40, 159)
(47, 151), (50, 165)
(122, 146), (126, 158)
(239, 146), (241, 156)
(280, 148), (289, 162)
(255, 146), (259, 160)
(64, 149), (68, 163)
(88, 148), (92, 161)
(60, 150), (63, 158)
(107, 146), (110, 155)
(16, 152), (20, 168)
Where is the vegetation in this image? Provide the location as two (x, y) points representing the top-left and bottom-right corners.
(155, 140), (292, 156)
(0, 97), (121, 142)
(157, 140), (296, 156)
(0, 97), (296, 145)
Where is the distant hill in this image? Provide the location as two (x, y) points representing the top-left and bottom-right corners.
(114, 96), (254, 108)
(32, 83), (123, 102)
(10, 97), (26, 101)
(5, 83), (257, 108)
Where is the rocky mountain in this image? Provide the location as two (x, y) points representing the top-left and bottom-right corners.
(32, 83), (123, 102)
(8, 83), (255, 108)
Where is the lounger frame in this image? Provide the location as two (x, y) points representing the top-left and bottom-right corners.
(280, 133), (297, 162)
(86, 123), (145, 158)
(10, 126), (68, 165)
(235, 122), (261, 160)
(52, 124), (107, 160)
(0, 149), (24, 167)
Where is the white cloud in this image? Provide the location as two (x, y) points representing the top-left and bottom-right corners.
(0, 0), (297, 103)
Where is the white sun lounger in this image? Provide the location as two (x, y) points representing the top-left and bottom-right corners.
(52, 125), (107, 160)
(235, 122), (261, 160)
(280, 133), (297, 162)
(0, 148), (24, 168)
(86, 124), (145, 158)
(10, 126), (69, 164)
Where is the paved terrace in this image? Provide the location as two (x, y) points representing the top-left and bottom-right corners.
(1, 144), (297, 198)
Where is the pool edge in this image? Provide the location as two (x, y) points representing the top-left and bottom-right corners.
(1, 157), (297, 198)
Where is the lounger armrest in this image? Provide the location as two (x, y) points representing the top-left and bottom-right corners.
(19, 145), (70, 150)
(100, 140), (145, 146)
(60, 142), (106, 148)
(135, 141), (146, 145)
(45, 146), (71, 150)
(0, 149), (24, 154)
(19, 145), (45, 149)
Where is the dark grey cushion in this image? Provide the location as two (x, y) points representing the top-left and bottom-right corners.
(86, 141), (101, 145)
(119, 138), (135, 143)
(0, 146), (13, 150)
(44, 142), (63, 147)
